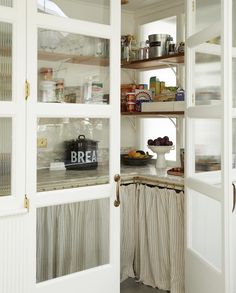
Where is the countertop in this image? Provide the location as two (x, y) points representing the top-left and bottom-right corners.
(36, 163), (184, 193)
(0, 163), (184, 196)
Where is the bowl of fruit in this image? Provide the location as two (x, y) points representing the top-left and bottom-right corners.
(147, 136), (175, 169)
(121, 149), (152, 166)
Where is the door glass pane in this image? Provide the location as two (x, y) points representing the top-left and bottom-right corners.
(38, 29), (110, 104)
(0, 118), (12, 196)
(194, 51), (221, 106)
(37, 198), (110, 283)
(0, 0), (12, 7)
(188, 189), (221, 271)
(0, 22), (12, 101)
(37, 0), (110, 25)
(195, 0), (221, 33)
(37, 118), (109, 192)
(193, 118), (221, 180)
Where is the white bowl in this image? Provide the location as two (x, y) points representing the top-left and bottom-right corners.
(147, 145), (175, 169)
(148, 145), (175, 154)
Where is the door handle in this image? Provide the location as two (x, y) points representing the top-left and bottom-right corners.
(232, 183), (236, 213)
(114, 174), (121, 207)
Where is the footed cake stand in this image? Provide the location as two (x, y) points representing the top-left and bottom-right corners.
(148, 145), (175, 169)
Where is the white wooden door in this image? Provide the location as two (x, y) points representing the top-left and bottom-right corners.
(26, 1), (121, 293)
(0, 1), (26, 214)
(185, 0), (233, 292)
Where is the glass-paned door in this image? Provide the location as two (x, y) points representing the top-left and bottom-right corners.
(26, 1), (120, 293)
(185, 0), (232, 292)
(0, 2), (26, 213)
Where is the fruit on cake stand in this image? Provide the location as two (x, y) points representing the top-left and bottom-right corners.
(147, 136), (175, 169)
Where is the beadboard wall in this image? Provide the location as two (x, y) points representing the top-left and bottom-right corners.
(0, 214), (29, 293)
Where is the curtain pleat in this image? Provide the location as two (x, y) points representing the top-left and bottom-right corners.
(120, 184), (136, 282)
(120, 184), (184, 293)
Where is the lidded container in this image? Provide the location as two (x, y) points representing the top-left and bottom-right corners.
(64, 135), (98, 170)
(39, 67), (53, 81)
(39, 80), (56, 102)
(148, 34), (170, 57)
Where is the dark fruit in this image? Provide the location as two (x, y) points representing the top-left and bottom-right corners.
(147, 139), (154, 146)
(148, 136), (173, 147)
(154, 139), (160, 146)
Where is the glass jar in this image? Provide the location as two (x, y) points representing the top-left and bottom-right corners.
(39, 68), (53, 81)
(55, 79), (64, 102)
(39, 81), (56, 102)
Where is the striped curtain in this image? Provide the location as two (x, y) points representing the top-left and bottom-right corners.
(36, 198), (110, 283)
(120, 184), (184, 293)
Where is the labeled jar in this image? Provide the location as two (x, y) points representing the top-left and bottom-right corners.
(39, 68), (53, 81)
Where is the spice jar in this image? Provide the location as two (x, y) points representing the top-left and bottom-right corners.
(39, 68), (53, 81)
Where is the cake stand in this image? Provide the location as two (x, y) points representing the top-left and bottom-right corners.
(148, 145), (175, 169)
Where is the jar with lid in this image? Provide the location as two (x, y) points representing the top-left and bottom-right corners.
(39, 80), (56, 102)
(39, 68), (53, 81)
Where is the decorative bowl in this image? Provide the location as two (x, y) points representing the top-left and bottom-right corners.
(147, 145), (175, 169)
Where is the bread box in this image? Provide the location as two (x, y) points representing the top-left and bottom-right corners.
(64, 135), (98, 170)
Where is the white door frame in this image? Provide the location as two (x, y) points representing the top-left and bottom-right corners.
(25, 1), (121, 292)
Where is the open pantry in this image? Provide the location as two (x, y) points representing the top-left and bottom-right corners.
(0, 1), (236, 293)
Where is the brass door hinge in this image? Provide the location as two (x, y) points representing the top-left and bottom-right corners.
(25, 80), (30, 100)
(24, 195), (29, 211)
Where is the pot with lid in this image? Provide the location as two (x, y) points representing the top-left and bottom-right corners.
(148, 34), (170, 58)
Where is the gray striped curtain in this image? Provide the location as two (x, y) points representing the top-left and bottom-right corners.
(120, 184), (184, 293)
(36, 198), (110, 283)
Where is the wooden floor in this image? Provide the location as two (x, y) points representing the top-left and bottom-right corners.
(121, 278), (168, 293)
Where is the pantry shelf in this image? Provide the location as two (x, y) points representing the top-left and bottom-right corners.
(38, 51), (109, 67)
(121, 53), (184, 70)
(121, 111), (184, 117)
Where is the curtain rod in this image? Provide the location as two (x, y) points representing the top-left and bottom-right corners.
(121, 176), (184, 191)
